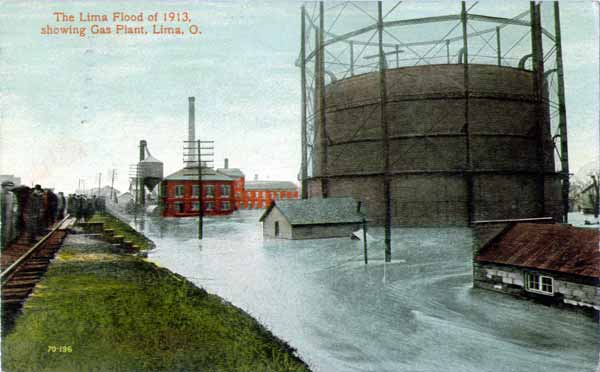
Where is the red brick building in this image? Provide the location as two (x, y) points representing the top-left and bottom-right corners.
(217, 167), (245, 204)
(161, 163), (299, 216)
(161, 167), (236, 217)
(239, 181), (299, 210)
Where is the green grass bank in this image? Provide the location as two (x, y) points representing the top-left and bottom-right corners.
(88, 211), (154, 251)
(2, 225), (310, 371)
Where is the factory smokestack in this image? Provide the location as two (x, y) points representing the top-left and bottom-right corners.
(224, 158), (229, 169)
(188, 97), (196, 163)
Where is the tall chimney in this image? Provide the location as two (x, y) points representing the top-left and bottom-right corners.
(224, 158), (229, 169)
(188, 97), (196, 163)
(139, 140), (147, 161)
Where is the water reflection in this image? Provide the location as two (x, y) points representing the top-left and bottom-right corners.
(120, 210), (598, 372)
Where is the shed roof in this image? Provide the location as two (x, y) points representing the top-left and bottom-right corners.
(475, 223), (600, 279)
(245, 181), (298, 191)
(259, 197), (365, 226)
(164, 167), (233, 182)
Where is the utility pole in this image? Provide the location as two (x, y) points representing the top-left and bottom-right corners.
(98, 172), (101, 196)
(378, 1), (391, 262)
(110, 169), (116, 201)
(553, 1), (570, 223)
(184, 139), (214, 240)
(300, 5), (308, 199)
(462, 1), (474, 225)
(318, 1), (328, 198)
(363, 218), (368, 264)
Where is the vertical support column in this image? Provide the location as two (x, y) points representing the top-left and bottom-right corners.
(446, 40), (450, 64)
(318, 2), (328, 198)
(378, 2), (391, 262)
(300, 6), (308, 199)
(461, 1), (474, 224)
(496, 26), (501, 66)
(531, 2), (546, 217)
(313, 27), (320, 181)
(349, 41), (354, 76)
(553, 1), (569, 222)
(395, 45), (400, 67)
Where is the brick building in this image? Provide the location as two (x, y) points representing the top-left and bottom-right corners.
(217, 165), (245, 207)
(239, 180), (299, 210)
(161, 167), (236, 217)
(161, 155), (299, 216)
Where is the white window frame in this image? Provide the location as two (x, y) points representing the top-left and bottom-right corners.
(206, 185), (215, 198)
(221, 185), (231, 197)
(192, 185), (201, 198)
(191, 202), (200, 211)
(525, 273), (554, 295)
(222, 201), (230, 211)
(206, 201), (215, 211)
(174, 185), (184, 197)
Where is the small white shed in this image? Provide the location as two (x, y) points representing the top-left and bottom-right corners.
(259, 197), (366, 239)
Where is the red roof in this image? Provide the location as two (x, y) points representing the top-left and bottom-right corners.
(476, 223), (600, 279)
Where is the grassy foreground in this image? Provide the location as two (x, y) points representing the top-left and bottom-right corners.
(2, 238), (310, 371)
(88, 212), (153, 250)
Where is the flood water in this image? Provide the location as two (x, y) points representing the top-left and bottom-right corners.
(121, 209), (598, 372)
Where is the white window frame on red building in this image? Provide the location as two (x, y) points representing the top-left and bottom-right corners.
(206, 185), (215, 198)
(192, 185), (200, 198)
(174, 185), (184, 197)
(221, 185), (231, 197)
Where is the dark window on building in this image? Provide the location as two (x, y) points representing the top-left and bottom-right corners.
(206, 201), (215, 211)
(191, 202), (200, 211)
(274, 221), (279, 236)
(222, 201), (230, 211)
(174, 202), (184, 213)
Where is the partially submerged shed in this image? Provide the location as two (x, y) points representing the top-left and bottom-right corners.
(259, 197), (366, 239)
(473, 221), (600, 312)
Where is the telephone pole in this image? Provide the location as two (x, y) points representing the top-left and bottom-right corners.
(183, 139), (214, 239)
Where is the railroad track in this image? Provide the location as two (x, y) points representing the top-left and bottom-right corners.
(1, 215), (76, 332)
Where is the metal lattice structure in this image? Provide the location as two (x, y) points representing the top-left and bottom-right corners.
(298, 1), (569, 246)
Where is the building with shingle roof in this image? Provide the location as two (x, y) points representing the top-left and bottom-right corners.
(473, 219), (600, 313)
(259, 197), (366, 239)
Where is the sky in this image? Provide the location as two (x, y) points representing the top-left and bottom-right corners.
(0, 1), (598, 194)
